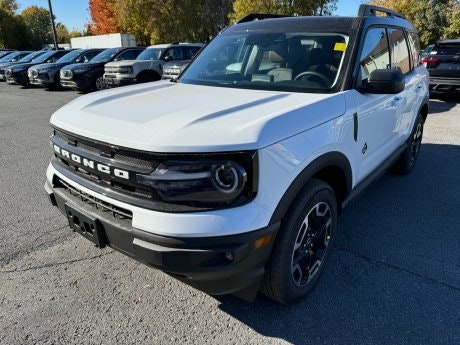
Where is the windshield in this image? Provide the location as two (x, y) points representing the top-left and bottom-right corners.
(56, 50), (81, 63)
(181, 32), (349, 93)
(0, 52), (19, 62)
(90, 48), (120, 63)
(137, 48), (164, 60)
(32, 50), (56, 62)
(18, 51), (45, 63)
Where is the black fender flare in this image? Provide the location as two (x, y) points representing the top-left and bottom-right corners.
(269, 151), (353, 225)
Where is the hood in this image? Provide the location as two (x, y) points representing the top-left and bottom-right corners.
(31, 62), (63, 71)
(50, 81), (346, 153)
(105, 60), (155, 68)
(63, 62), (103, 71)
(0, 61), (22, 69)
(7, 62), (34, 70)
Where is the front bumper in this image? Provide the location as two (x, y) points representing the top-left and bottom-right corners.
(429, 77), (460, 91)
(61, 74), (91, 90)
(103, 74), (136, 87)
(45, 166), (278, 297)
(6, 71), (28, 85)
(29, 72), (55, 87)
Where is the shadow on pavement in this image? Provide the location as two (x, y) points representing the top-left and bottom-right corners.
(215, 143), (460, 345)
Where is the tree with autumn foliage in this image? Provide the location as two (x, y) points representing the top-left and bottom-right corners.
(368, 0), (460, 46)
(87, 0), (121, 34)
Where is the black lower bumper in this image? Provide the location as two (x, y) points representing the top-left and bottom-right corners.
(429, 77), (460, 92)
(47, 179), (278, 298)
(104, 76), (135, 87)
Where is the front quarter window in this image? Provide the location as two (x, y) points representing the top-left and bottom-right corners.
(181, 30), (349, 93)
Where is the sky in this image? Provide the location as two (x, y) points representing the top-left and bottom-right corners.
(17, 0), (365, 32)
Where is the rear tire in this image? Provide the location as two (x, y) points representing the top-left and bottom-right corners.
(392, 112), (424, 175)
(261, 179), (337, 304)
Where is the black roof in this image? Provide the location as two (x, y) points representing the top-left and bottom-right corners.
(227, 5), (415, 34)
(436, 39), (460, 44)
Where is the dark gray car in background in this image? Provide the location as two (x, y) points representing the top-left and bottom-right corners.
(422, 39), (460, 93)
(28, 49), (104, 89)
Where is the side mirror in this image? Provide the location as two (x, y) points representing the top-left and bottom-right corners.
(360, 68), (405, 94)
(12, 58), (17, 62)
(75, 57), (83, 63)
(164, 55), (172, 62)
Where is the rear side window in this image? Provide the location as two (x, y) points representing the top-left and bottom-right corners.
(358, 27), (390, 81)
(408, 32), (421, 67)
(116, 49), (141, 61)
(388, 28), (411, 74)
(432, 43), (460, 55)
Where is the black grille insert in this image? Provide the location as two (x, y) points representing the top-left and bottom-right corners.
(55, 177), (133, 220)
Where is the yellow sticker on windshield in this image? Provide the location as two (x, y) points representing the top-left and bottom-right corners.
(334, 43), (347, 52)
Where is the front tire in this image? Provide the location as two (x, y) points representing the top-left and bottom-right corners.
(93, 73), (108, 91)
(261, 179), (337, 304)
(392, 112), (424, 175)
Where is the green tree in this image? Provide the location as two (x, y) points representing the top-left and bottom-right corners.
(369, 0), (460, 46)
(69, 30), (84, 39)
(0, 3), (30, 48)
(229, 0), (338, 22)
(20, 6), (53, 49)
(56, 22), (70, 44)
(1, 0), (18, 13)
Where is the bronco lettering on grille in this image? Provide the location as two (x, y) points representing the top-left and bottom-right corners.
(53, 144), (130, 180)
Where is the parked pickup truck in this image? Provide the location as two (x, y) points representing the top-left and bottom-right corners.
(45, 6), (428, 304)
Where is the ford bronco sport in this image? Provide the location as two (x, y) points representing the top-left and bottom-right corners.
(45, 5), (429, 304)
(103, 43), (203, 87)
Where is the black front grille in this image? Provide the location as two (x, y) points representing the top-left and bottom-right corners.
(55, 177), (133, 220)
(51, 129), (163, 207)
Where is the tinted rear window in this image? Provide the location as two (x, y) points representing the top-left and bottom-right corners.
(432, 43), (460, 56)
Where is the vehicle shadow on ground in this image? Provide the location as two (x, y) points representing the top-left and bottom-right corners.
(215, 143), (460, 345)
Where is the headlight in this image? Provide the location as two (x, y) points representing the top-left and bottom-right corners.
(164, 68), (181, 75)
(60, 69), (73, 78)
(73, 67), (91, 74)
(116, 67), (133, 74)
(135, 153), (257, 210)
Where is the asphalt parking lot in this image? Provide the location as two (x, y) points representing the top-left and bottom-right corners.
(0, 82), (459, 345)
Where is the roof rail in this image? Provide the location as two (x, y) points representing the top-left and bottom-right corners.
(236, 13), (292, 24)
(358, 5), (406, 19)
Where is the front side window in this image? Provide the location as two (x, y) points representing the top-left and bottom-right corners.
(137, 48), (164, 60)
(181, 31), (349, 93)
(388, 28), (411, 74)
(90, 48), (120, 63)
(115, 49), (141, 61)
(359, 27), (390, 81)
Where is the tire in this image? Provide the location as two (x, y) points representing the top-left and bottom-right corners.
(261, 178), (337, 304)
(93, 73), (107, 91)
(391, 112), (424, 175)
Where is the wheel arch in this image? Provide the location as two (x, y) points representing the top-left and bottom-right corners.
(137, 69), (161, 81)
(269, 151), (352, 225)
(419, 95), (429, 123)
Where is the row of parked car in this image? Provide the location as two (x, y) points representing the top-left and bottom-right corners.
(0, 43), (203, 92)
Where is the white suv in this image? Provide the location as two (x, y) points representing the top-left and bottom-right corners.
(103, 42), (203, 87)
(45, 6), (429, 304)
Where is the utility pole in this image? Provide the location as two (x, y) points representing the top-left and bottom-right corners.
(47, 0), (59, 50)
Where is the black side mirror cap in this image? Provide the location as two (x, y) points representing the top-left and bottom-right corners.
(360, 68), (405, 94)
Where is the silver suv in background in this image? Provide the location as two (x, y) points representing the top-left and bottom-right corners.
(161, 59), (191, 80)
(103, 42), (203, 87)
